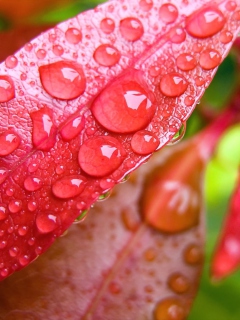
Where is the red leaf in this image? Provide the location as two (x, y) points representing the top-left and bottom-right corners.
(0, 0), (239, 279)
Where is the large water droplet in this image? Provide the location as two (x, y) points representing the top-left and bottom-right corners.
(154, 298), (186, 320)
(0, 131), (20, 156)
(78, 136), (126, 177)
(160, 73), (188, 97)
(176, 53), (197, 71)
(159, 3), (178, 23)
(199, 49), (221, 70)
(139, 0), (153, 11)
(168, 273), (190, 294)
(0, 75), (15, 102)
(30, 106), (57, 151)
(36, 212), (58, 233)
(93, 44), (120, 67)
(65, 28), (82, 44)
(120, 17), (144, 41)
(0, 168), (8, 184)
(91, 71), (156, 133)
(100, 18), (115, 34)
(186, 6), (225, 38)
(60, 115), (85, 141)
(24, 176), (42, 192)
(52, 175), (86, 199)
(184, 244), (203, 265)
(39, 61), (86, 100)
(5, 55), (18, 69)
(8, 200), (22, 213)
(131, 130), (159, 155)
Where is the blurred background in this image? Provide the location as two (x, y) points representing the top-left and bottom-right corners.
(0, 0), (240, 318)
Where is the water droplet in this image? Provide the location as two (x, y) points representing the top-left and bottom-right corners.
(160, 73), (188, 97)
(65, 28), (82, 44)
(18, 225), (28, 236)
(24, 43), (33, 52)
(60, 115), (85, 141)
(167, 122), (186, 145)
(154, 298), (186, 320)
(9, 246), (19, 257)
(194, 76), (205, 86)
(0, 131), (20, 156)
(232, 10), (240, 21)
(55, 164), (65, 175)
(93, 44), (120, 67)
(121, 209), (140, 231)
(159, 3), (178, 23)
(186, 6), (225, 38)
(144, 247), (157, 261)
(24, 176), (42, 192)
(131, 130), (159, 155)
(74, 209), (89, 224)
(78, 136), (126, 177)
(5, 55), (18, 69)
(36, 49), (46, 59)
(149, 66), (161, 77)
(0, 240), (7, 249)
(98, 191), (111, 201)
(100, 178), (115, 190)
(0, 206), (7, 221)
(220, 30), (233, 44)
(8, 200), (22, 213)
(6, 188), (14, 196)
(225, 1), (237, 11)
(184, 96), (194, 106)
(0, 168), (8, 184)
(0, 268), (9, 277)
(139, 0), (153, 11)
(53, 44), (64, 56)
(168, 273), (190, 293)
(176, 53), (197, 71)
(39, 61), (86, 100)
(169, 27), (186, 44)
(199, 49), (221, 70)
(19, 255), (30, 266)
(100, 18), (115, 34)
(52, 175), (87, 199)
(91, 71), (156, 133)
(184, 244), (203, 265)
(36, 212), (58, 234)
(0, 75), (15, 102)
(120, 17), (144, 41)
(109, 281), (122, 294)
(28, 160), (39, 173)
(28, 201), (37, 212)
(30, 106), (57, 151)
(28, 237), (35, 246)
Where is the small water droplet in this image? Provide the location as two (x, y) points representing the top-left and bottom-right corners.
(0, 241), (7, 249)
(167, 122), (186, 145)
(169, 27), (186, 44)
(184, 96), (194, 106)
(39, 61), (86, 100)
(28, 201), (37, 212)
(60, 115), (85, 141)
(24, 43), (33, 52)
(160, 73), (188, 97)
(139, 0), (153, 11)
(20, 73), (27, 81)
(36, 212), (58, 233)
(0, 131), (20, 156)
(36, 49), (46, 59)
(18, 225), (28, 236)
(120, 17), (144, 41)
(9, 246), (19, 257)
(194, 76), (205, 86)
(5, 55), (18, 69)
(186, 6), (225, 38)
(168, 273), (190, 293)
(99, 178), (115, 190)
(199, 49), (221, 70)
(220, 30), (233, 44)
(94, 44), (120, 67)
(28, 160), (39, 173)
(28, 237), (35, 246)
(53, 44), (64, 56)
(131, 130), (159, 155)
(30, 106), (57, 151)
(0, 206), (7, 221)
(91, 71), (156, 133)
(19, 255), (30, 266)
(74, 209), (89, 224)
(65, 28), (82, 44)
(0, 75), (15, 102)
(159, 3), (178, 23)
(52, 175), (87, 199)
(144, 247), (157, 261)
(176, 53), (197, 71)
(100, 18), (115, 34)
(78, 136), (126, 177)
(24, 176), (42, 192)
(0, 268), (9, 277)
(184, 244), (203, 265)
(154, 298), (186, 320)
(8, 200), (22, 213)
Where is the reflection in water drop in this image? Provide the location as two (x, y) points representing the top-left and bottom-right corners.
(167, 122), (186, 146)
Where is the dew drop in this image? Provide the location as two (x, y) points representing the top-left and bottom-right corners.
(160, 73), (188, 97)
(24, 176), (42, 192)
(60, 115), (85, 141)
(225, 1), (237, 11)
(91, 71), (156, 133)
(0, 241), (7, 249)
(5, 55), (18, 69)
(169, 27), (186, 44)
(184, 244), (203, 265)
(65, 28), (82, 44)
(0, 206), (7, 221)
(78, 136), (126, 177)
(20, 73), (27, 81)
(159, 3), (178, 23)
(184, 96), (194, 106)
(139, 0), (153, 11)
(0, 168), (8, 184)
(39, 61), (86, 100)
(52, 175), (87, 199)
(100, 18), (115, 34)
(176, 53), (197, 71)
(74, 209), (89, 224)
(19, 255), (30, 266)
(55, 164), (65, 175)
(35, 246), (42, 255)
(0, 131), (20, 156)
(199, 49), (221, 70)
(30, 106), (57, 151)
(28, 237), (35, 246)
(220, 30), (233, 44)
(28, 161), (39, 173)
(8, 200), (22, 213)
(131, 130), (159, 155)
(53, 44), (64, 56)
(36, 212), (58, 233)
(0, 75), (15, 102)
(168, 273), (190, 294)
(36, 49), (46, 59)
(18, 225), (28, 236)
(154, 298), (186, 320)
(6, 188), (14, 196)
(186, 6), (225, 38)
(167, 122), (186, 145)
(232, 10), (240, 21)
(98, 190), (111, 201)
(120, 17), (144, 41)
(0, 268), (9, 277)
(24, 43), (33, 52)
(9, 246), (19, 257)
(28, 201), (37, 212)
(94, 44), (121, 67)
(100, 178), (115, 189)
